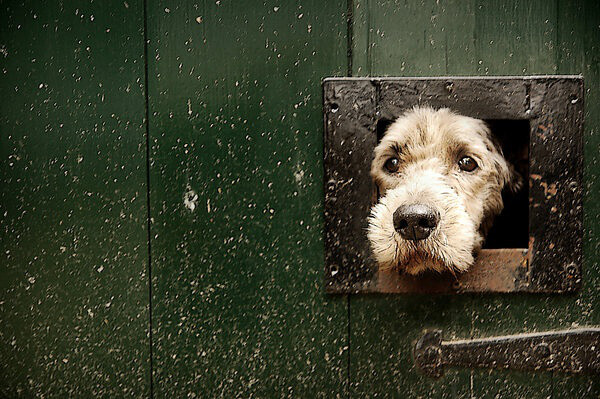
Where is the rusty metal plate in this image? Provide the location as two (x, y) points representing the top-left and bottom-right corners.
(323, 76), (584, 294)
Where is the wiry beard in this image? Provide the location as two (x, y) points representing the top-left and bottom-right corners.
(370, 227), (454, 275)
(368, 173), (479, 275)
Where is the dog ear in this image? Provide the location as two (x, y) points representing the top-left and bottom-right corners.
(504, 163), (523, 194)
(492, 148), (523, 196)
(484, 120), (527, 195)
(484, 126), (522, 195)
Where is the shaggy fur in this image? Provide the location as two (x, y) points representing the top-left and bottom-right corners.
(368, 107), (520, 275)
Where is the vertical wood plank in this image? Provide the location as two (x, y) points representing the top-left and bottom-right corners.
(146, 1), (349, 397)
(0, 1), (150, 396)
(350, 0), (598, 398)
(368, 0), (447, 76)
(474, 0), (558, 75)
(469, 2), (558, 398)
(552, 0), (600, 396)
(352, 0), (371, 75)
(349, 2), (474, 397)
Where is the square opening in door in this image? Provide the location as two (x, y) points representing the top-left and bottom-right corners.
(376, 118), (530, 250)
(377, 119), (530, 253)
(481, 120), (529, 249)
(323, 77), (583, 294)
(370, 110), (529, 276)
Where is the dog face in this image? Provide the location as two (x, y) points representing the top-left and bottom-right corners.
(368, 107), (519, 274)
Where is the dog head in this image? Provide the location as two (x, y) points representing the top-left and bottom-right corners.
(368, 106), (520, 274)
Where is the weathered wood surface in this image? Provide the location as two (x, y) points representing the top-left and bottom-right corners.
(1, 0), (598, 398)
(349, 1), (600, 398)
(0, 1), (150, 396)
(146, 1), (349, 397)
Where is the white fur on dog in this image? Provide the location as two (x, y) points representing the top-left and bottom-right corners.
(368, 107), (518, 274)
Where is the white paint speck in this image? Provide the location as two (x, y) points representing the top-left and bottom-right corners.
(184, 186), (198, 212)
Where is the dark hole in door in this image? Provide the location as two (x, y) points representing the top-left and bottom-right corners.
(482, 119), (529, 249)
(376, 117), (529, 249)
(377, 118), (394, 142)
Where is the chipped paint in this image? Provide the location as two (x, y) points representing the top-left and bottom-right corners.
(183, 186), (199, 212)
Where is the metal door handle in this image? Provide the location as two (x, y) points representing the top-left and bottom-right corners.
(414, 328), (600, 377)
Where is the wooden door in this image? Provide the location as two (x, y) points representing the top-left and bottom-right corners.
(1, 1), (598, 397)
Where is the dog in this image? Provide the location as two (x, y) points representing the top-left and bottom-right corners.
(368, 106), (521, 275)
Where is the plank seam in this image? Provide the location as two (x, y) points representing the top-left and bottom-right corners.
(142, 0), (154, 397)
(347, 295), (351, 399)
(347, 0), (354, 76)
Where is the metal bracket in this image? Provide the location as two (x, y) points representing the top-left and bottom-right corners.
(414, 328), (600, 377)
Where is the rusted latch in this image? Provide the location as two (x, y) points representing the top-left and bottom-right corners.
(414, 328), (600, 377)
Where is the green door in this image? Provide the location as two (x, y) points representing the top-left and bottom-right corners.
(1, 0), (599, 397)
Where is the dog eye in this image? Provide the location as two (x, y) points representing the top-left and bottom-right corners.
(384, 157), (400, 173)
(458, 156), (478, 172)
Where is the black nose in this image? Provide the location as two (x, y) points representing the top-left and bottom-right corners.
(393, 204), (439, 241)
